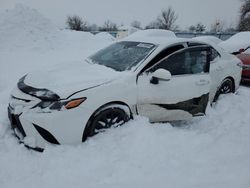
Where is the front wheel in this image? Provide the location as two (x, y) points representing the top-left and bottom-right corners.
(83, 104), (130, 140)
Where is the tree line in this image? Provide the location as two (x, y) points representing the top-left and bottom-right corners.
(66, 1), (250, 32)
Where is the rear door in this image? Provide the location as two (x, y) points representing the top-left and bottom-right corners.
(137, 46), (211, 122)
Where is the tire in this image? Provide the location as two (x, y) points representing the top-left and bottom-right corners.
(213, 78), (234, 102)
(83, 104), (130, 140)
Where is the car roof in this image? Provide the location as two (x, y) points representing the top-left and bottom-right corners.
(118, 29), (188, 47)
(193, 36), (222, 45)
(119, 29), (216, 48)
(124, 36), (188, 45)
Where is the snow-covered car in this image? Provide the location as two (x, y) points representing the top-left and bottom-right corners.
(219, 32), (250, 83)
(8, 31), (242, 151)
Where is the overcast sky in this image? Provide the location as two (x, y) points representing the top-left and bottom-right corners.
(1, 0), (242, 30)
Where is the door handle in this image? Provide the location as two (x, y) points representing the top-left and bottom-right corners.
(195, 79), (210, 86)
(216, 66), (223, 71)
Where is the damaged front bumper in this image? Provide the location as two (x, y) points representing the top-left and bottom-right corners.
(7, 87), (62, 151)
(8, 105), (44, 152)
(8, 86), (91, 151)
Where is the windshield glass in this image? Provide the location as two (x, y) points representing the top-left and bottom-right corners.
(89, 41), (156, 71)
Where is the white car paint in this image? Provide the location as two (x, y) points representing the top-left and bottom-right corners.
(8, 31), (242, 149)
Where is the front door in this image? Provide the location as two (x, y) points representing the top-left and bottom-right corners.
(137, 46), (211, 122)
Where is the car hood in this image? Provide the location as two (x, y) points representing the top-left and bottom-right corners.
(219, 41), (249, 54)
(19, 62), (121, 100)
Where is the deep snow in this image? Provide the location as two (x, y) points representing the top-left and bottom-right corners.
(0, 5), (250, 188)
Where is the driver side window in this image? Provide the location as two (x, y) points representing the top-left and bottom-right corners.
(150, 47), (210, 75)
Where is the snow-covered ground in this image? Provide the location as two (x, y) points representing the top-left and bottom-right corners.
(0, 5), (250, 188)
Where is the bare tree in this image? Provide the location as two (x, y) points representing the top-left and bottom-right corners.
(195, 23), (206, 32)
(157, 7), (178, 30)
(238, 0), (250, 31)
(145, 21), (161, 29)
(66, 15), (87, 31)
(210, 19), (225, 32)
(100, 20), (118, 31)
(130, 20), (142, 29)
(189, 25), (196, 32)
(225, 22), (237, 32)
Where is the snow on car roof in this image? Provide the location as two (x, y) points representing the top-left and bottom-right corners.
(193, 36), (222, 45)
(128, 29), (176, 38)
(219, 32), (250, 53)
(120, 29), (190, 47)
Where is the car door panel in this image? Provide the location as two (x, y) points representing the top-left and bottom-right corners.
(137, 46), (211, 122)
(137, 74), (210, 122)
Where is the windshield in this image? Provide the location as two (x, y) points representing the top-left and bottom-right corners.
(89, 41), (156, 71)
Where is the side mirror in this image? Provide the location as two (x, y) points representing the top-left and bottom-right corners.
(239, 48), (245, 53)
(150, 69), (172, 84)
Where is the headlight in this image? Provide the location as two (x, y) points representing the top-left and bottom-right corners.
(34, 97), (87, 110)
(36, 101), (53, 109)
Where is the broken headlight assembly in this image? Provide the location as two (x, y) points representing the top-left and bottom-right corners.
(34, 97), (87, 111)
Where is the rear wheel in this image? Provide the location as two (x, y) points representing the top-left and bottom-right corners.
(213, 78), (234, 102)
(83, 104), (130, 140)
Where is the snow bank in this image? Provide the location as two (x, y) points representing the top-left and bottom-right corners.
(0, 4), (113, 52)
(0, 4), (59, 51)
(219, 32), (250, 53)
(95, 32), (115, 42)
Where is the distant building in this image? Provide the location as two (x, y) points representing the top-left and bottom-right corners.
(116, 26), (140, 39)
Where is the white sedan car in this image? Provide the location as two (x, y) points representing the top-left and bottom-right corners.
(8, 31), (242, 151)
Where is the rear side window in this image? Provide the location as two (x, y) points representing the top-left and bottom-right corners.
(210, 48), (220, 62)
(150, 47), (210, 75)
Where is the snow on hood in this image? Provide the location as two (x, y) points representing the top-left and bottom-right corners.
(23, 61), (121, 99)
(219, 32), (250, 53)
